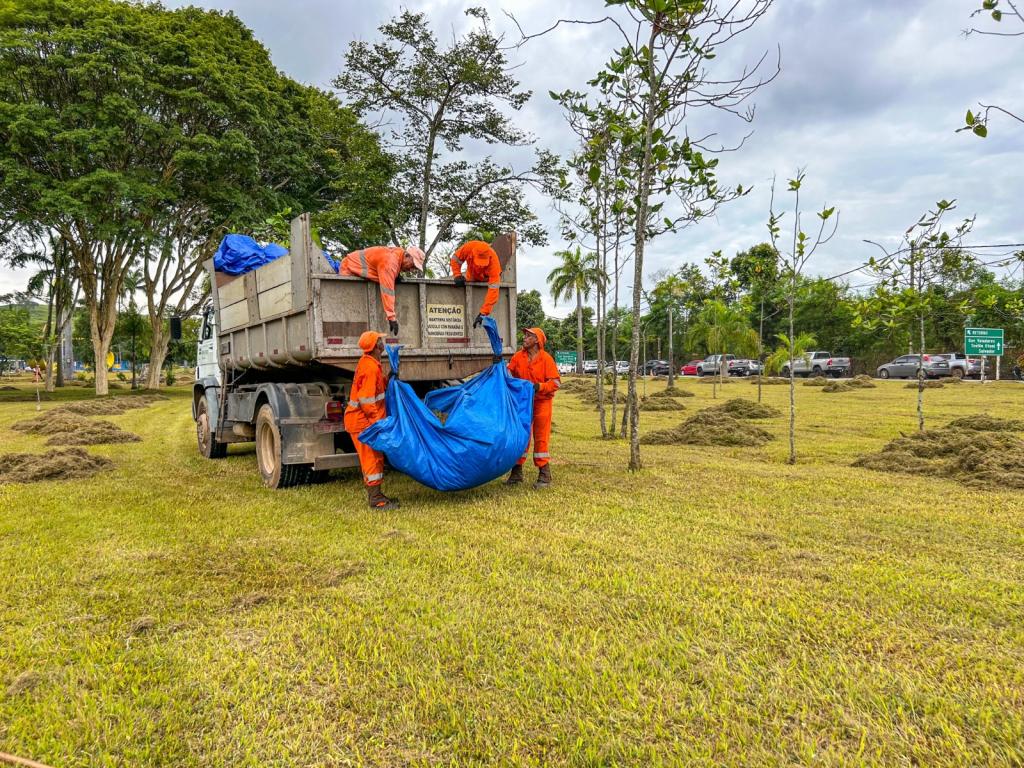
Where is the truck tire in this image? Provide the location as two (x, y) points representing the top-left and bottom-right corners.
(196, 397), (227, 459)
(812, 366), (823, 376)
(952, 368), (964, 379)
(255, 403), (315, 489)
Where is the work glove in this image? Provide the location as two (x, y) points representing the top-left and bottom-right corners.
(533, 382), (541, 395)
(473, 313), (484, 329)
(453, 275), (466, 287)
(388, 320), (399, 337)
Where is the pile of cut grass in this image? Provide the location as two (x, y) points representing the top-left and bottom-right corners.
(647, 386), (694, 399)
(698, 377), (733, 385)
(641, 408), (773, 447)
(822, 380), (853, 393)
(905, 380), (944, 389)
(640, 397), (686, 412)
(558, 377), (592, 395)
(947, 414), (1024, 431)
(803, 376), (828, 387)
(749, 376), (789, 385)
(0, 447), (113, 483)
(65, 393), (166, 416)
(708, 398), (780, 419)
(938, 376), (965, 385)
(853, 428), (1024, 489)
(850, 374), (877, 388)
(11, 410), (141, 446)
(822, 377), (875, 393)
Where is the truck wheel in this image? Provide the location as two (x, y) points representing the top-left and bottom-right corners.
(952, 368), (964, 379)
(812, 366), (823, 376)
(196, 397), (227, 459)
(255, 404), (317, 489)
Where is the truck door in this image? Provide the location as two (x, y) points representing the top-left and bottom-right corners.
(197, 306), (221, 384)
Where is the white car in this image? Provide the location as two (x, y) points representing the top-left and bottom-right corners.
(556, 362), (575, 375)
(582, 360), (599, 375)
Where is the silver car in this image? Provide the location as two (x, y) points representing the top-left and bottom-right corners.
(876, 354), (950, 379)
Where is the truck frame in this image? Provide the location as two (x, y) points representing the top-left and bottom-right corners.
(191, 214), (518, 488)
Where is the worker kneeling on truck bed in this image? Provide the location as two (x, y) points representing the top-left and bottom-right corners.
(451, 239), (501, 329)
(506, 327), (560, 489)
(341, 245), (425, 337)
(345, 331), (399, 511)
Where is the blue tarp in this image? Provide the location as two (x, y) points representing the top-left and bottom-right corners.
(213, 234), (288, 276)
(360, 317), (534, 492)
(213, 233), (341, 275)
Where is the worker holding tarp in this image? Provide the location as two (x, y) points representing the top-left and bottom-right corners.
(451, 240), (502, 329)
(505, 327), (560, 488)
(341, 246), (425, 336)
(345, 331), (399, 511)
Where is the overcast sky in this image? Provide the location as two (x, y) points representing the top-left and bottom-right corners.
(3, 0), (1021, 315)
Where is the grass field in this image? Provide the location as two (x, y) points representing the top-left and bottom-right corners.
(1, 377), (1023, 766)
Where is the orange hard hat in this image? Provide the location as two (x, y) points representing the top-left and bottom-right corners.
(358, 330), (382, 352)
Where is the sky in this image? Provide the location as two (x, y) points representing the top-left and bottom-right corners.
(3, 0), (1021, 316)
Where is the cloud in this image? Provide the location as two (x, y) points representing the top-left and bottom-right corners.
(3, 0), (1021, 315)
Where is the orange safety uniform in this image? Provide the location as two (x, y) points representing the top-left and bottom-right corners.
(451, 240), (502, 316)
(341, 246), (404, 321)
(507, 326), (560, 468)
(344, 332), (387, 487)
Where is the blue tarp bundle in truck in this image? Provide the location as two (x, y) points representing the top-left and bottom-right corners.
(360, 318), (534, 492)
(213, 234), (288, 275)
(213, 234), (341, 275)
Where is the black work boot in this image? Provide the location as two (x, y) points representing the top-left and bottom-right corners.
(534, 464), (551, 489)
(505, 464), (524, 485)
(367, 485), (400, 511)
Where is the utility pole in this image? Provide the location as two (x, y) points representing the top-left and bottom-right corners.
(667, 307), (675, 387)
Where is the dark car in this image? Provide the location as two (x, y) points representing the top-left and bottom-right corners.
(643, 359), (670, 376)
(876, 354), (950, 379)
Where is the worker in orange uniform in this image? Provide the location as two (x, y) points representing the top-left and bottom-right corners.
(506, 326), (560, 488)
(341, 245), (425, 337)
(451, 239), (502, 329)
(344, 331), (399, 511)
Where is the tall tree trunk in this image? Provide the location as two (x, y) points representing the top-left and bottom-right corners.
(610, 236), (621, 436)
(595, 231), (607, 437)
(418, 128), (438, 252)
(576, 286), (584, 377)
(667, 307), (675, 388)
(917, 311), (926, 432)
(148, 324), (170, 390)
(787, 290), (796, 465)
(757, 297), (764, 403)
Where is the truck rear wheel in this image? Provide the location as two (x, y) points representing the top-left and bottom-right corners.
(952, 368), (964, 379)
(255, 404), (316, 489)
(196, 397), (227, 459)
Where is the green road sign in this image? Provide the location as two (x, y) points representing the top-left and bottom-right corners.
(964, 327), (1004, 356)
(554, 350), (577, 365)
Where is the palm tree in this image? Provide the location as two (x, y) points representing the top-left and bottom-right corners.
(547, 247), (606, 374)
(764, 332), (817, 377)
(686, 299), (758, 399)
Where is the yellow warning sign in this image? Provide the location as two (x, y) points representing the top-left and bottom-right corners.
(426, 303), (465, 337)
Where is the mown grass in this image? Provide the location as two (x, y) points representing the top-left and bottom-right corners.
(1, 378), (1023, 766)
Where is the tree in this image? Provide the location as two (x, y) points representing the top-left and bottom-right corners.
(548, 247), (605, 374)
(0, 305), (39, 374)
(960, 1), (1023, 137)
(764, 332), (816, 377)
(334, 8), (554, 267)
(0, 1), (385, 394)
(516, 289), (547, 332)
(686, 299), (758, 398)
(533, 0), (777, 469)
(768, 172), (838, 464)
(731, 243), (780, 402)
(856, 201), (975, 431)
(648, 265), (709, 388)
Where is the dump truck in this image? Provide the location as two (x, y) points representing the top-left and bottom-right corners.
(190, 213), (518, 489)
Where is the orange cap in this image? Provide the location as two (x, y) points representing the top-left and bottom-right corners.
(358, 331), (382, 352)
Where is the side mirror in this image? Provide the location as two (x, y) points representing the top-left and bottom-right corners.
(170, 316), (182, 341)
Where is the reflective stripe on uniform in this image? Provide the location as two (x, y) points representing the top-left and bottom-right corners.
(364, 472), (384, 482)
(348, 392), (386, 407)
(487, 282), (500, 289)
(533, 452), (550, 458)
(380, 285), (395, 297)
(359, 250), (368, 277)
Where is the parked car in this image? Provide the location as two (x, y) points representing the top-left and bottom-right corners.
(556, 362), (575, 375)
(728, 358), (761, 376)
(782, 351), (851, 378)
(696, 354), (734, 376)
(612, 360), (630, 375)
(582, 360), (599, 375)
(876, 354), (951, 379)
(642, 359), (669, 375)
(932, 352), (990, 379)
(680, 359), (702, 376)
(696, 354), (760, 377)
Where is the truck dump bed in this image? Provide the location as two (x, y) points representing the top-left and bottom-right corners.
(207, 214), (518, 381)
